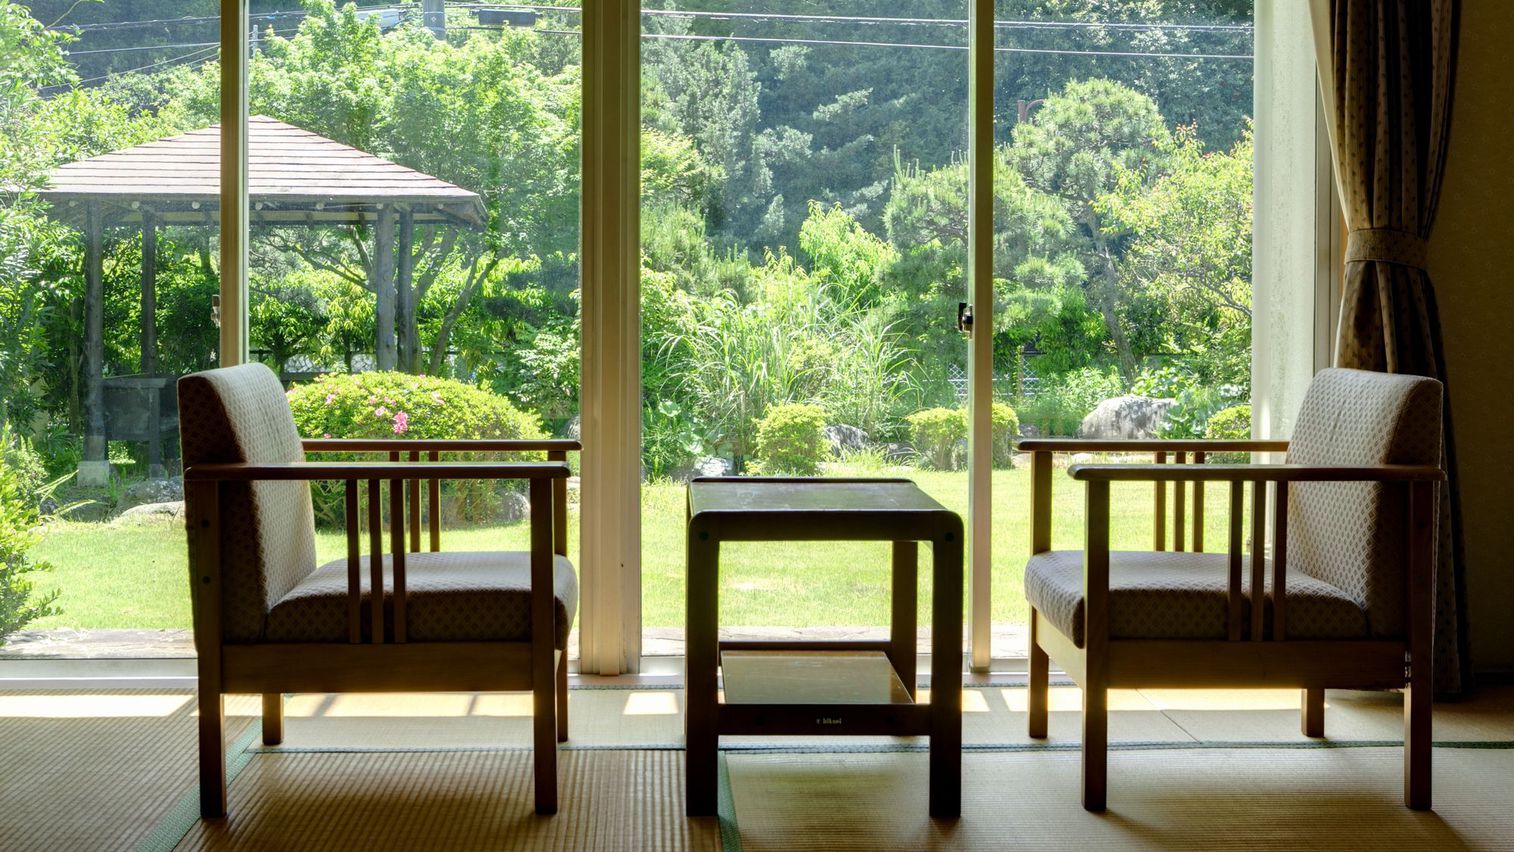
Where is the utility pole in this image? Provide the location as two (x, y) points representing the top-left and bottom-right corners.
(423, 0), (445, 38)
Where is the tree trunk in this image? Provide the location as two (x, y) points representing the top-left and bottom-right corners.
(372, 207), (398, 370)
(396, 210), (417, 372)
(1087, 217), (1138, 382)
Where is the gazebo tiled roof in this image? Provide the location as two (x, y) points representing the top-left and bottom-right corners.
(38, 115), (486, 229)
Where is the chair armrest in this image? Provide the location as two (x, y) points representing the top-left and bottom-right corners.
(1016, 438), (1289, 454)
(184, 461), (570, 481)
(301, 438), (581, 454)
(1067, 463), (1444, 483)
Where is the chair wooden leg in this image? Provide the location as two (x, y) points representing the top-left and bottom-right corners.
(199, 689), (226, 819)
(1301, 688), (1325, 738)
(532, 642), (559, 815)
(1405, 680), (1432, 810)
(262, 693), (284, 746)
(1028, 612), (1049, 739)
(556, 651), (569, 744)
(1082, 683), (1107, 812)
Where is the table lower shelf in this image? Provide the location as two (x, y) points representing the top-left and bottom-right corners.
(717, 649), (931, 736)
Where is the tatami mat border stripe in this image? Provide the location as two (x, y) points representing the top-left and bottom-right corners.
(248, 738), (1514, 756)
(136, 721), (263, 852)
(718, 753), (743, 852)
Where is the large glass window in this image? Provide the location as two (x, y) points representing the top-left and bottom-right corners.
(989, 1), (1255, 657)
(3, 1), (583, 660)
(638, 2), (970, 655)
(4, 1), (222, 659)
(246, 3), (583, 657)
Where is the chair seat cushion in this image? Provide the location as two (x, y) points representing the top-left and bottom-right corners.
(1025, 550), (1367, 647)
(265, 551), (577, 647)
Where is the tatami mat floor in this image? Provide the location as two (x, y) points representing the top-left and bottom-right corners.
(2, 683), (1513, 850)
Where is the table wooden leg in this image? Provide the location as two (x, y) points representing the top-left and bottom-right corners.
(891, 541), (919, 699)
(686, 529), (720, 816)
(929, 524), (963, 819)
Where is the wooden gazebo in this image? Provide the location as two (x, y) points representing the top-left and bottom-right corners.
(39, 116), (486, 485)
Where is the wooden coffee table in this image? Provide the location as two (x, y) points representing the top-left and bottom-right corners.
(684, 477), (964, 818)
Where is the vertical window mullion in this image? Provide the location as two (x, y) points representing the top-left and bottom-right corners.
(219, 0), (249, 366)
(966, 0), (995, 673)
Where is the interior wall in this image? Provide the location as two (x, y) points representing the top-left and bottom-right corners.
(1428, 1), (1514, 674)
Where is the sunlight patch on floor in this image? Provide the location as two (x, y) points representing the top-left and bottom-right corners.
(624, 691), (681, 715)
(0, 693), (191, 718)
(1000, 688), (1157, 713)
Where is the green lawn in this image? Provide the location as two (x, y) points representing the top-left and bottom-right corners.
(28, 463), (1245, 631)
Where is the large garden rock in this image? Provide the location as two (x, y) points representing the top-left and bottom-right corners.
(118, 476), (184, 512)
(498, 491), (531, 523)
(1078, 396), (1177, 440)
(697, 457), (731, 477)
(823, 424), (869, 458)
(114, 501), (185, 525)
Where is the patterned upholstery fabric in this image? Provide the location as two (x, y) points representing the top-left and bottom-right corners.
(179, 364), (317, 643)
(266, 551), (578, 648)
(1025, 550), (1367, 648)
(1286, 368), (1442, 639)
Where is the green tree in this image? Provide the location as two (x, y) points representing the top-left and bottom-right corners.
(1009, 78), (1172, 379)
(1100, 124), (1253, 389)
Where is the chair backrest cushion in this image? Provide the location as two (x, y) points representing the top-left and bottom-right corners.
(1285, 368), (1442, 639)
(179, 363), (317, 642)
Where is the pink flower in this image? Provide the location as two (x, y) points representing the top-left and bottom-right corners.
(323, 432), (332, 439)
(431, 392), (445, 405)
(375, 406), (389, 418)
(324, 393), (336, 406)
(392, 411), (410, 435)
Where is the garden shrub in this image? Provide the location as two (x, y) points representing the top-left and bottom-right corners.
(906, 407), (966, 471)
(1205, 403), (1252, 463)
(753, 403), (827, 475)
(0, 426), (59, 644)
(991, 402), (1020, 469)
(286, 372), (545, 526)
(643, 400), (703, 481)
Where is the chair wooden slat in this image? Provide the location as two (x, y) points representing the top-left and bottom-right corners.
(1031, 451), (1053, 555)
(550, 450), (568, 556)
(345, 480), (360, 644)
(1154, 451), (1167, 551)
(1193, 452), (1206, 552)
(368, 479), (384, 645)
(1271, 481), (1289, 641)
(1174, 452), (1187, 552)
(391, 477), (407, 644)
(408, 451), (421, 552)
(428, 450), (441, 552)
(1250, 480), (1267, 642)
(1227, 480), (1243, 641)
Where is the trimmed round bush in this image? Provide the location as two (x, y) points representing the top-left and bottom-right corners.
(1205, 403), (1252, 463)
(991, 402), (1020, 469)
(753, 403), (827, 475)
(906, 407), (966, 471)
(287, 372), (545, 525)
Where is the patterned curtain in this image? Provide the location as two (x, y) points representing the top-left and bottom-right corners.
(1310, 0), (1468, 694)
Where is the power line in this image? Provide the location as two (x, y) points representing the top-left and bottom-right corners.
(516, 27), (1253, 60)
(454, 4), (1251, 33)
(45, 45), (220, 90)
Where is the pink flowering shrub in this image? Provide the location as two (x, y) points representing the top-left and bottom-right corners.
(286, 371), (544, 525)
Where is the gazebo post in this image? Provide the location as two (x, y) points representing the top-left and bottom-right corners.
(141, 207), (164, 479)
(372, 205), (397, 371)
(78, 202), (110, 489)
(396, 207), (415, 372)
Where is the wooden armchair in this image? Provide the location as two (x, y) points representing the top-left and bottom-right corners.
(178, 363), (579, 817)
(1020, 368), (1444, 811)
